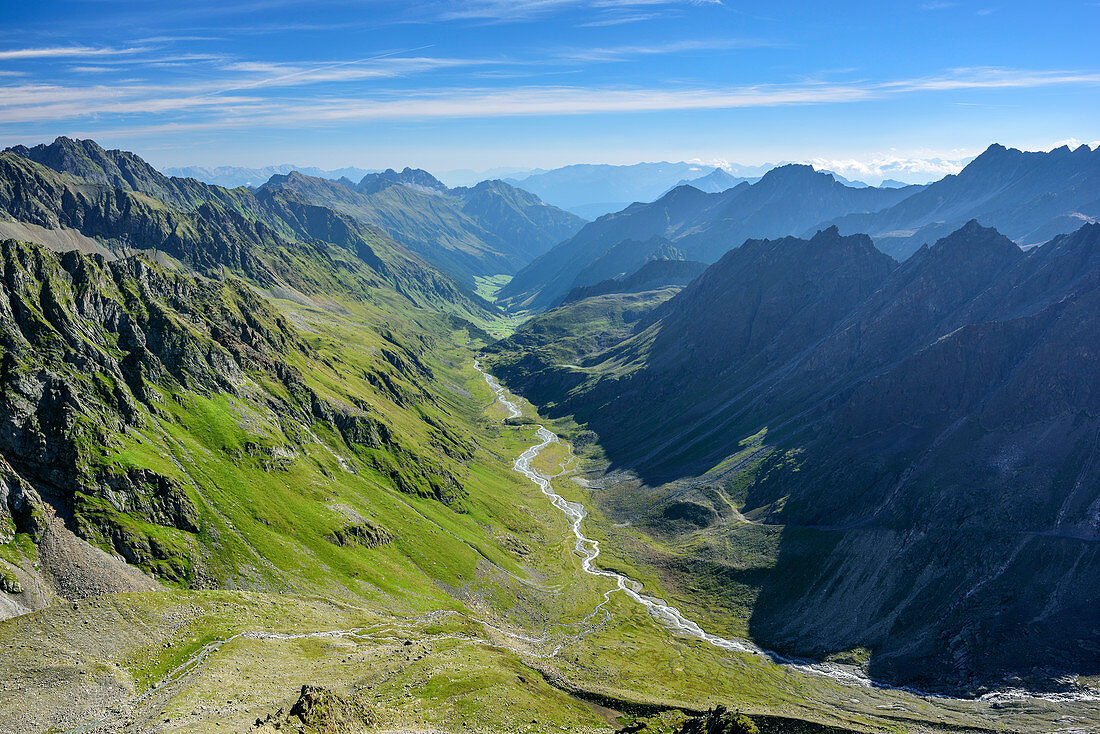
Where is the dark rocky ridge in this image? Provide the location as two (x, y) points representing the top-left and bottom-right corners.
(1, 139), (493, 324)
(561, 258), (706, 305)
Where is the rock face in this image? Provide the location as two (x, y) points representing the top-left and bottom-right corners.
(325, 522), (393, 549)
(489, 220), (1100, 690)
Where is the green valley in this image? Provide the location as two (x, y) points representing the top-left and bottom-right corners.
(0, 137), (1096, 734)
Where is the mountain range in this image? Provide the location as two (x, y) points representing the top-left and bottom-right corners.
(162, 163), (377, 188)
(828, 143), (1100, 258)
(499, 165), (922, 311)
(1, 138), (491, 322)
(1, 135), (1098, 733)
(257, 166), (585, 287)
(21, 138), (585, 291)
(486, 219), (1100, 690)
(505, 161), (777, 219)
(501, 144), (1099, 313)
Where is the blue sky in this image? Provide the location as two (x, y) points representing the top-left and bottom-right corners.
(1, 0), (1098, 181)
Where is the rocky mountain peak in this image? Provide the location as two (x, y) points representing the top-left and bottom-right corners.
(923, 219), (1023, 270)
(357, 167), (447, 194)
(756, 162), (822, 184)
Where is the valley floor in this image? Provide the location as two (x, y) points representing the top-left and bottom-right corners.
(2, 352), (1097, 734)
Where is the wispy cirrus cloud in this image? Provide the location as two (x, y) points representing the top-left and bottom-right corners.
(218, 54), (495, 89)
(2, 64), (1098, 133)
(557, 38), (783, 62)
(576, 12), (664, 26)
(883, 66), (1100, 92)
(435, 0), (721, 22)
(0, 46), (148, 61)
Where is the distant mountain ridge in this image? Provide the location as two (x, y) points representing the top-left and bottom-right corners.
(162, 163), (376, 188)
(663, 167), (752, 195)
(500, 165), (920, 311)
(259, 167), (585, 286)
(827, 143), (1100, 258)
(507, 160), (776, 218)
(357, 166), (449, 194)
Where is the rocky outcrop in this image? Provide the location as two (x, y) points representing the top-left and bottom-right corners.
(255, 685), (376, 733)
(324, 522), (393, 549)
(0, 460), (48, 542)
(675, 705), (757, 734)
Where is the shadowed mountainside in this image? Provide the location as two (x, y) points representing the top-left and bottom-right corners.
(486, 220), (1100, 689)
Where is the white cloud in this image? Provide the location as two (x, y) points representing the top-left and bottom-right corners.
(436, 0), (720, 22)
(557, 38), (781, 62)
(218, 55), (491, 89)
(1046, 137), (1100, 151)
(807, 154), (972, 185)
(576, 12), (663, 25)
(270, 83), (876, 123)
(885, 66), (1100, 92)
(0, 46), (147, 61)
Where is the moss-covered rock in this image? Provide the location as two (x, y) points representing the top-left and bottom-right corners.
(324, 522), (393, 549)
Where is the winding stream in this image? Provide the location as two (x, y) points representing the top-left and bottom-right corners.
(474, 360), (1100, 703)
(478, 362), (760, 654)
